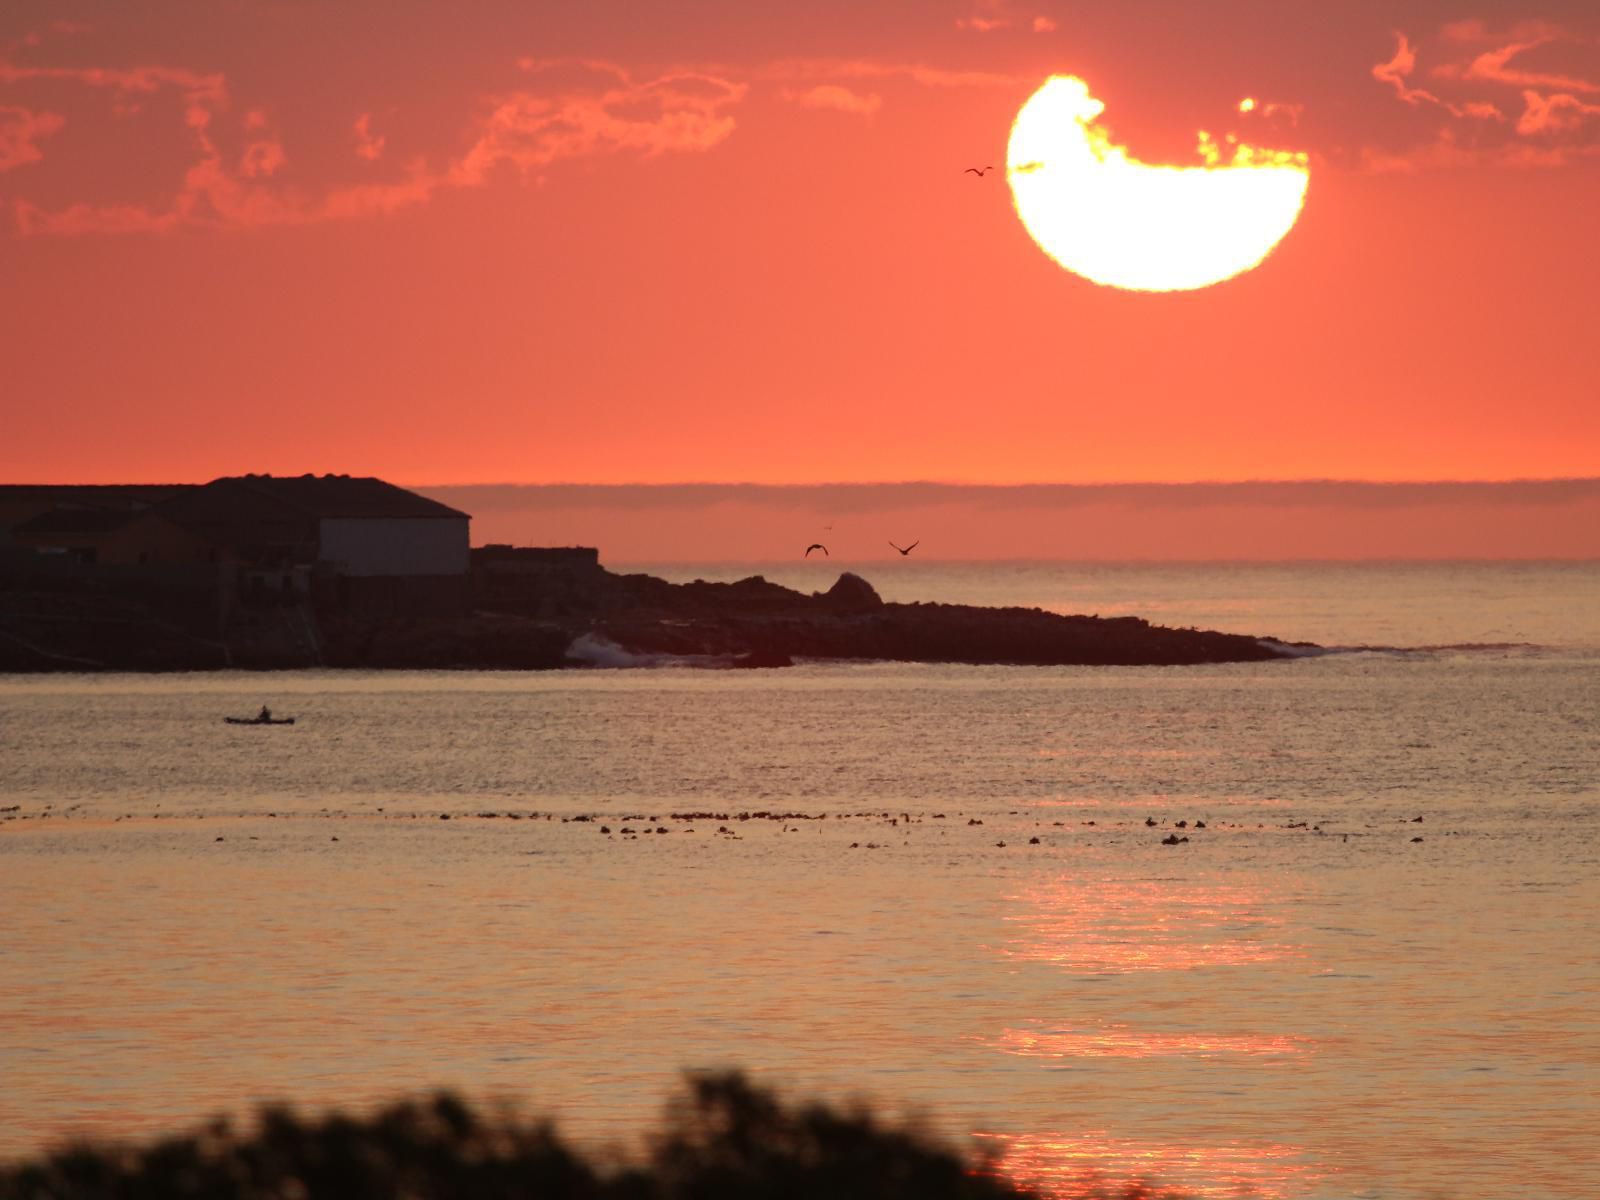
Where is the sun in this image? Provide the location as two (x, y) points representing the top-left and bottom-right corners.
(1007, 76), (1310, 292)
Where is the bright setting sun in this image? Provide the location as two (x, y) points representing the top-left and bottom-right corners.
(1007, 75), (1310, 292)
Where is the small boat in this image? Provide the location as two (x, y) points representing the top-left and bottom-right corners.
(224, 715), (296, 726)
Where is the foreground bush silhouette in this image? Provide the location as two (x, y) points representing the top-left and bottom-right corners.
(0, 1072), (1184, 1200)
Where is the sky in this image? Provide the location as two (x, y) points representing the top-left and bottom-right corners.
(2, 1), (1597, 555)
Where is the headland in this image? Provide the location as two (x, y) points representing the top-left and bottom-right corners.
(0, 476), (1300, 671)
(1, 557), (1295, 672)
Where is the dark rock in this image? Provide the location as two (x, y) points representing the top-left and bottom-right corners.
(818, 572), (883, 611)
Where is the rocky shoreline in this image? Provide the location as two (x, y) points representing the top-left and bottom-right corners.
(0, 566), (1303, 672)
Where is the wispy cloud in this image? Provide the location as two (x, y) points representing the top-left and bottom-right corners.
(353, 112), (385, 162)
(449, 66), (744, 187)
(0, 59), (226, 106)
(782, 84), (881, 116)
(3, 52), (747, 235)
(1, 30), (1026, 237)
(1369, 22), (1600, 169)
(417, 479), (1600, 515)
(1435, 32), (1599, 94)
(0, 104), (63, 171)
(765, 58), (1019, 90)
(954, 1), (1057, 35)
(1518, 88), (1600, 134)
(1359, 128), (1600, 173)
(1371, 34), (1503, 119)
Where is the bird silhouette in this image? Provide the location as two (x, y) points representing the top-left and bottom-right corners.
(888, 540), (919, 556)
(805, 543), (828, 557)
(964, 166), (995, 176)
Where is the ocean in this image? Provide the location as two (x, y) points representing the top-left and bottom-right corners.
(2, 562), (1597, 1199)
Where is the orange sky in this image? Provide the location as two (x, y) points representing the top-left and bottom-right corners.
(3, 2), (1598, 498)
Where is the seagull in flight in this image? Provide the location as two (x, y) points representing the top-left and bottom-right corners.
(889, 540), (919, 556)
(964, 166), (995, 176)
(805, 543), (829, 557)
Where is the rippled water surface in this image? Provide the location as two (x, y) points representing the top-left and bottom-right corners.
(3, 564), (1598, 1199)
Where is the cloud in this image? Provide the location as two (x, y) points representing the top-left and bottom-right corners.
(5, 55), (747, 236)
(955, 1), (1055, 34)
(1238, 96), (1304, 125)
(0, 60), (226, 106)
(766, 58), (1018, 90)
(448, 68), (743, 187)
(1369, 25), (1600, 168)
(1437, 34), (1599, 94)
(3, 42), (1016, 237)
(1358, 127), (1600, 173)
(1518, 88), (1600, 135)
(955, 0), (1010, 32)
(0, 104), (63, 171)
(1371, 33), (1503, 119)
(415, 479), (1600, 515)
(239, 125), (286, 178)
(353, 112), (385, 161)
(783, 84), (881, 116)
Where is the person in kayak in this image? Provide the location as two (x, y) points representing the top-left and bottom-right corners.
(258, 705), (272, 722)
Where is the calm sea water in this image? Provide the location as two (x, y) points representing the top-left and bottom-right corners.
(2, 563), (1597, 1199)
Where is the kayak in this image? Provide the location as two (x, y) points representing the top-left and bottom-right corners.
(224, 716), (296, 725)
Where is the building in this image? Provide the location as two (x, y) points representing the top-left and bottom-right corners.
(471, 544), (603, 616)
(155, 474), (471, 615)
(10, 507), (211, 567)
(0, 484), (192, 552)
(4, 474), (472, 618)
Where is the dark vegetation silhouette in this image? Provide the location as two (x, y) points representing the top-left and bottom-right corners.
(0, 1073), (1188, 1200)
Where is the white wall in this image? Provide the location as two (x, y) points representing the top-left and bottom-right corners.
(318, 517), (468, 576)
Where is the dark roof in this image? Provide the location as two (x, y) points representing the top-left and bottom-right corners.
(0, 484), (193, 505)
(164, 475), (469, 522)
(12, 507), (138, 536)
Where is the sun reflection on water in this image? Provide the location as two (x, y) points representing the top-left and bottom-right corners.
(1002, 877), (1300, 974)
(991, 1022), (1311, 1060)
(978, 1129), (1326, 1200)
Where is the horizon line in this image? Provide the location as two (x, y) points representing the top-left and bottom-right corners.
(413, 476), (1600, 490)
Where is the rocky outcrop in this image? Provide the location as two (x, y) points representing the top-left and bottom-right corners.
(819, 572), (883, 611)
(0, 565), (1299, 672)
(583, 571), (1289, 667)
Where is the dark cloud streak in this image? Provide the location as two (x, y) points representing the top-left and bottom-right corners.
(417, 479), (1600, 515)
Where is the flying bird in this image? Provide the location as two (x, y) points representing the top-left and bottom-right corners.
(889, 540), (919, 556)
(964, 166), (995, 176)
(805, 543), (828, 557)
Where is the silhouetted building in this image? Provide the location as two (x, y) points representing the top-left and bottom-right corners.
(471, 545), (603, 616)
(153, 474), (471, 615)
(0, 484), (192, 552)
(3, 475), (472, 618)
(11, 507), (210, 566)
